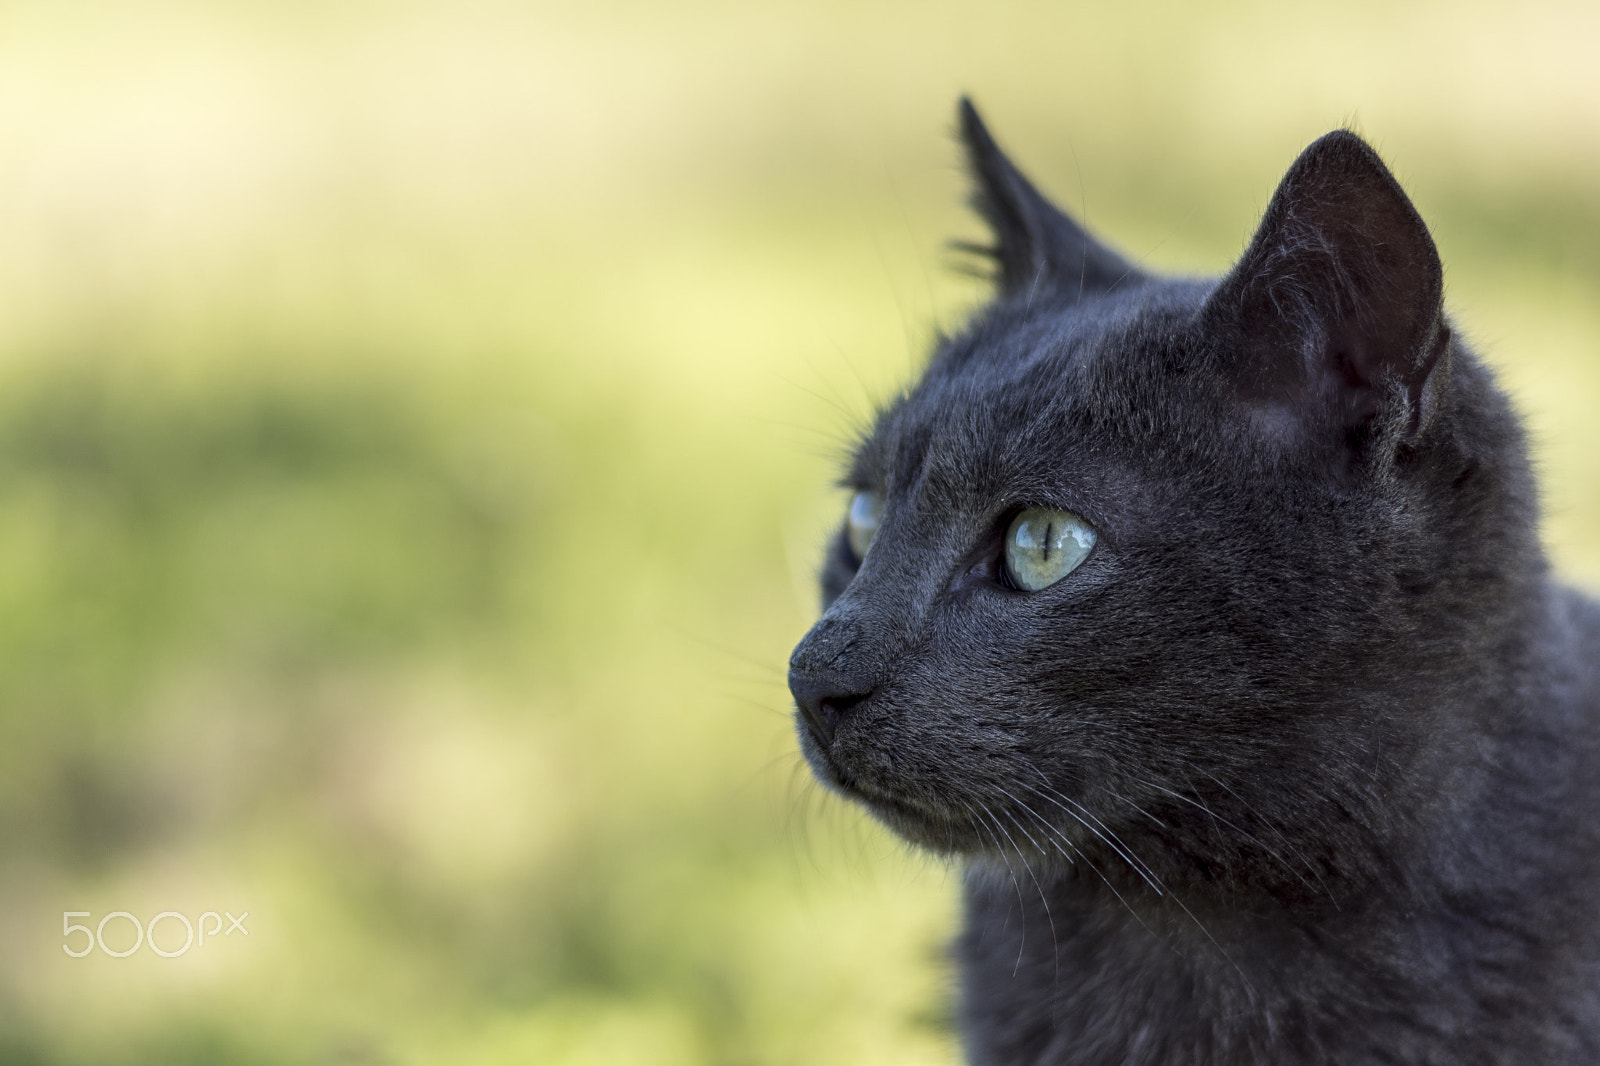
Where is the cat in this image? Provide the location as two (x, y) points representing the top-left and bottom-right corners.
(788, 98), (1600, 1065)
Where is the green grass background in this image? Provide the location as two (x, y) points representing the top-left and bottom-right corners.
(1, 1), (1598, 1062)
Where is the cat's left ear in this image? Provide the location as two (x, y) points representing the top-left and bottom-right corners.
(957, 98), (1139, 300)
(1205, 130), (1448, 452)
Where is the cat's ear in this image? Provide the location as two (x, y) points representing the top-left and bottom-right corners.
(1205, 130), (1448, 450)
(957, 98), (1138, 300)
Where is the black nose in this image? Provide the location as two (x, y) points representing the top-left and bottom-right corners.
(788, 665), (873, 748)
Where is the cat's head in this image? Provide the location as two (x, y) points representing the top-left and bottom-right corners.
(788, 100), (1540, 893)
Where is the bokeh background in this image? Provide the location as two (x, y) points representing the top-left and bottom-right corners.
(1, 1), (1598, 1063)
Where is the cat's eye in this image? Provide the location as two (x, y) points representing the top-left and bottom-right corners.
(1004, 507), (1096, 591)
(846, 490), (884, 559)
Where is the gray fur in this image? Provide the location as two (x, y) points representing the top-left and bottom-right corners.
(788, 100), (1600, 1064)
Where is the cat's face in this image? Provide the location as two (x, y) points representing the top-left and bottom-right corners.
(789, 103), (1522, 886)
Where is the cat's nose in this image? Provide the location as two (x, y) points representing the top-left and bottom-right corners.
(788, 665), (874, 748)
(789, 615), (879, 747)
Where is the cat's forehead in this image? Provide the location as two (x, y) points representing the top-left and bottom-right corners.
(851, 281), (1211, 496)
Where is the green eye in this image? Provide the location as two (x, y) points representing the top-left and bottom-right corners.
(1004, 507), (1096, 591)
(847, 490), (884, 559)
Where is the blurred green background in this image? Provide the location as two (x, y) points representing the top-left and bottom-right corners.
(1, 1), (1598, 1063)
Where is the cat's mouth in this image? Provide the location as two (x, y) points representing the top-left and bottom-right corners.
(799, 723), (982, 852)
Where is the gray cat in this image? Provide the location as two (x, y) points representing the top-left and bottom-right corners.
(788, 99), (1600, 1064)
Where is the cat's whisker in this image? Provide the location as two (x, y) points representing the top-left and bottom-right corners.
(989, 786), (1076, 867)
(813, 326), (885, 419)
(1014, 777), (1260, 1001)
(994, 783), (1167, 946)
(988, 796), (1047, 868)
(977, 799), (1031, 872)
(744, 746), (809, 787)
(955, 797), (1000, 865)
(1015, 776), (1165, 895)
(778, 361), (867, 429)
(1100, 782), (1170, 831)
(993, 789), (1087, 872)
(666, 626), (790, 678)
(1197, 769), (1338, 908)
(722, 693), (799, 723)
(1008, 776), (1261, 996)
(958, 798), (1032, 974)
(989, 801), (1064, 964)
(1175, 772), (1227, 835)
(779, 761), (823, 876)
(986, 790), (1086, 977)
(1127, 771), (1325, 899)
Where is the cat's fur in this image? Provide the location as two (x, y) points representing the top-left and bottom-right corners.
(788, 99), (1600, 1065)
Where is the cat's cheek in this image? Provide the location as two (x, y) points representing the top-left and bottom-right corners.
(818, 529), (860, 610)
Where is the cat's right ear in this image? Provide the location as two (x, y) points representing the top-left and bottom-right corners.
(1205, 130), (1449, 456)
(956, 98), (1138, 301)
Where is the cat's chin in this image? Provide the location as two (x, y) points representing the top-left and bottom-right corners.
(806, 756), (977, 854)
(797, 717), (989, 853)
(862, 800), (978, 855)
